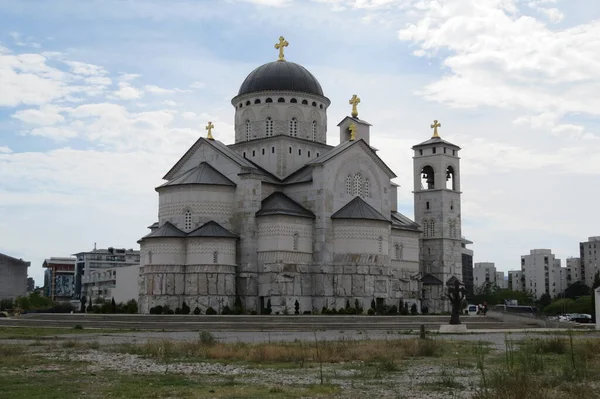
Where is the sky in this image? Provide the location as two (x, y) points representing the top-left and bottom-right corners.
(2, 0), (600, 286)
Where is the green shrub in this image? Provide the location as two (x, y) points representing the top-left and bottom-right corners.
(125, 299), (138, 314)
(199, 331), (216, 346)
(234, 296), (244, 315)
(338, 308), (346, 314)
(410, 303), (418, 315)
(294, 300), (300, 315)
(221, 305), (232, 315)
(354, 299), (363, 314)
(367, 308), (375, 315)
(400, 303), (409, 315)
(149, 305), (163, 315)
(73, 324), (84, 330)
(193, 307), (201, 315)
(181, 301), (190, 315)
(388, 305), (398, 315)
(175, 307), (182, 314)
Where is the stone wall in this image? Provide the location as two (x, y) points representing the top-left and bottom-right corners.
(158, 185), (236, 231)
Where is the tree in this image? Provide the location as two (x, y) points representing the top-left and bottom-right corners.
(294, 300), (300, 315)
(111, 298), (117, 313)
(537, 293), (552, 309)
(563, 281), (591, 299)
(447, 279), (466, 325)
(80, 296), (87, 313)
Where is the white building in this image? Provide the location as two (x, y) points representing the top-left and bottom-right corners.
(82, 264), (140, 304)
(507, 270), (523, 292)
(73, 246), (140, 300)
(495, 271), (508, 289)
(579, 237), (600, 287)
(520, 249), (561, 299)
(566, 257), (582, 286)
(137, 38), (467, 314)
(0, 253), (29, 300)
(473, 262), (497, 290)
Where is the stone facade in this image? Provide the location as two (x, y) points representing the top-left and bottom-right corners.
(137, 56), (465, 314)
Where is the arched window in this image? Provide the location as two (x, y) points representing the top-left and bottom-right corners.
(378, 236), (383, 253)
(346, 175), (352, 195)
(265, 117), (273, 137)
(148, 250), (153, 264)
(446, 166), (456, 190)
(254, 99), (261, 104)
(449, 219), (457, 238)
(278, 97), (285, 103)
(363, 178), (369, 197)
(265, 98), (273, 103)
(422, 220), (429, 238)
(302, 99), (308, 105)
(431, 220), (436, 237)
(312, 101), (317, 107)
(421, 165), (435, 190)
(354, 173), (362, 198)
(213, 251), (218, 264)
(311, 121), (317, 141)
(319, 104), (323, 109)
(245, 120), (251, 141)
(293, 232), (299, 251)
(245, 100), (250, 106)
(395, 244), (403, 260)
(184, 210), (192, 230)
(290, 98), (297, 103)
(289, 117), (298, 137)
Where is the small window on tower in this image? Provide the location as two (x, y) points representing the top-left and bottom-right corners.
(252, 150), (255, 157)
(265, 117), (273, 136)
(266, 98), (273, 103)
(312, 101), (317, 107)
(378, 236), (383, 253)
(289, 117), (298, 136)
(213, 251), (218, 264)
(302, 99), (308, 105)
(243, 151), (246, 158)
(432, 147), (437, 154)
(271, 146), (275, 153)
(254, 99), (261, 104)
(278, 97), (285, 103)
(262, 148), (265, 155)
(419, 149), (423, 156)
(426, 201), (430, 210)
(245, 100), (250, 106)
(452, 149), (456, 156)
(293, 232), (299, 251)
(289, 147), (292, 154)
(298, 149), (301, 156)
(444, 147), (447, 154)
(184, 210), (192, 230)
(308, 150), (311, 157)
(245, 120), (251, 141)
(311, 120), (317, 141)
(316, 152), (320, 157)
(290, 98), (297, 103)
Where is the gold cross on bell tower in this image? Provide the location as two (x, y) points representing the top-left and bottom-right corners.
(430, 119), (441, 138)
(275, 36), (289, 61)
(206, 121), (215, 140)
(349, 94), (360, 118)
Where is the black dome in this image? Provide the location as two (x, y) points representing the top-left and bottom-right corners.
(237, 61), (324, 97)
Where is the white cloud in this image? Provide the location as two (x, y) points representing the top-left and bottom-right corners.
(113, 86), (143, 100)
(9, 31), (41, 48)
(162, 100), (178, 107)
(0, 146), (12, 153)
(144, 84), (175, 94)
(27, 126), (78, 140)
(236, 0), (292, 7)
(65, 61), (108, 76)
(12, 104), (66, 125)
(190, 81), (206, 89)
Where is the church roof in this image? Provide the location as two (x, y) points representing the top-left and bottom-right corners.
(256, 192), (315, 219)
(281, 165), (313, 185)
(421, 273), (443, 285)
(141, 222), (186, 239)
(331, 196), (389, 222)
(158, 162), (236, 189)
(236, 61), (325, 97)
(336, 115), (372, 127)
(308, 139), (396, 178)
(163, 137), (256, 181)
(412, 136), (460, 149)
(391, 211), (421, 232)
(188, 221), (238, 239)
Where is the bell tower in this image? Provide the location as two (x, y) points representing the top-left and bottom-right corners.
(413, 120), (463, 285)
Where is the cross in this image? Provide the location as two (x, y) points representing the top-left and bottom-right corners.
(349, 122), (357, 141)
(206, 121), (215, 140)
(349, 94), (360, 118)
(430, 120), (441, 138)
(274, 36), (289, 61)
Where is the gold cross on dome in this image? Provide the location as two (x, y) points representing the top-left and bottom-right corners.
(274, 36), (289, 61)
(349, 122), (357, 141)
(349, 94), (360, 118)
(206, 121), (215, 140)
(430, 119), (441, 138)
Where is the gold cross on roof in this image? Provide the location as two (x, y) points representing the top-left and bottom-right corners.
(349, 94), (360, 118)
(206, 121), (215, 140)
(430, 120), (441, 138)
(274, 36), (289, 61)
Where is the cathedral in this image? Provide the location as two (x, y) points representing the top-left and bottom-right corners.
(137, 37), (464, 314)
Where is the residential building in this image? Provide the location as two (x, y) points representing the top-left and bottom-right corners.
(0, 253), (30, 300)
(473, 262), (497, 290)
(43, 257), (76, 301)
(520, 249), (561, 299)
(27, 277), (35, 292)
(495, 271), (508, 289)
(461, 237), (474, 297)
(508, 270), (523, 292)
(580, 237), (600, 287)
(82, 264), (141, 304)
(566, 257), (582, 286)
(73, 246), (140, 299)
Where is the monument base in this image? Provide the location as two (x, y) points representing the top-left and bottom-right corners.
(439, 324), (468, 333)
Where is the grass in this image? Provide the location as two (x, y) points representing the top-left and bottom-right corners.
(0, 326), (128, 339)
(473, 334), (600, 399)
(115, 336), (454, 367)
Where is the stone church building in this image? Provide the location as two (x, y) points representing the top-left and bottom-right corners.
(137, 39), (464, 314)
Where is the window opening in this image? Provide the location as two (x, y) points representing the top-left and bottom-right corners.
(290, 98), (297, 103)
(245, 120), (251, 141)
(266, 98), (273, 103)
(213, 251), (218, 264)
(278, 97), (285, 103)
(184, 210), (192, 230)
(311, 120), (317, 141)
(265, 117), (273, 136)
(289, 117), (298, 136)
(293, 232), (299, 251)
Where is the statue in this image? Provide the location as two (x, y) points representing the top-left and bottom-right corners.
(446, 279), (466, 325)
